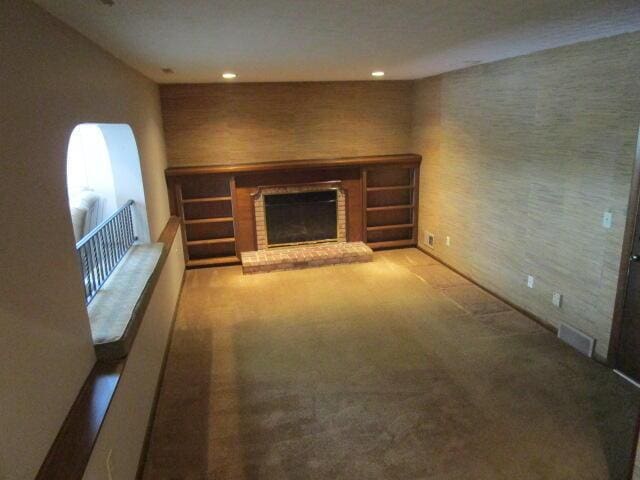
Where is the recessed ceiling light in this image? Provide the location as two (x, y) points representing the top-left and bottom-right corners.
(222, 72), (237, 79)
(371, 71), (385, 77)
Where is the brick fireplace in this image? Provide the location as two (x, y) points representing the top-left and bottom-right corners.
(165, 154), (421, 269)
(252, 181), (346, 250)
(241, 181), (372, 273)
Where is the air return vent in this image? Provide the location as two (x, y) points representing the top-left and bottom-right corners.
(557, 322), (595, 358)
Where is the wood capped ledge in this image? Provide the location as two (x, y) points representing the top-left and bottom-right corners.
(165, 153), (421, 176)
(36, 216), (182, 480)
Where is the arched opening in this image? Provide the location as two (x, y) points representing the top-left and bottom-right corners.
(66, 123), (149, 243)
(64, 123), (162, 359)
(67, 124), (118, 242)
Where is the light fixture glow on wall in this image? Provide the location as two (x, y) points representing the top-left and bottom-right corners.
(222, 72), (237, 79)
(371, 71), (385, 77)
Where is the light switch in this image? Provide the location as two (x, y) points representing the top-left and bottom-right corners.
(527, 275), (535, 288)
(602, 211), (612, 229)
(445, 236), (451, 246)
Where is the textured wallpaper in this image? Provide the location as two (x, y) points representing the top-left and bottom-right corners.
(412, 31), (640, 361)
(161, 81), (413, 166)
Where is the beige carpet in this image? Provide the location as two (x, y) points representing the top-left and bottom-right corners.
(142, 248), (640, 479)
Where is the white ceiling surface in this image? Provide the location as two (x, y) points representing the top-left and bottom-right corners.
(34, 0), (640, 83)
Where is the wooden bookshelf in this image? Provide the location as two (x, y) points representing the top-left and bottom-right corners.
(174, 177), (240, 267)
(166, 154), (421, 267)
(363, 164), (419, 249)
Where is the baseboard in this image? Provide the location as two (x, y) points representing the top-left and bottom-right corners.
(415, 245), (558, 335)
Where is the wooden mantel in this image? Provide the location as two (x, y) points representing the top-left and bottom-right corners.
(165, 153), (421, 176)
(165, 153), (422, 268)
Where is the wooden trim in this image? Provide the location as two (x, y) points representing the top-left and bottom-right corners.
(366, 204), (414, 212)
(186, 237), (235, 246)
(35, 361), (124, 480)
(366, 185), (413, 192)
(165, 153), (421, 177)
(608, 126), (640, 367)
(366, 223), (415, 231)
(181, 196), (232, 203)
(36, 216), (183, 480)
(411, 165), (420, 245)
(416, 245), (558, 335)
(184, 217), (234, 225)
(362, 168), (369, 243)
(368, 239), (416, 249)
(174, 185), (190, 265)
(187, 256), (241, 268)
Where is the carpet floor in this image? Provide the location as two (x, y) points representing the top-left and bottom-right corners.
(141, 248), (640, 479)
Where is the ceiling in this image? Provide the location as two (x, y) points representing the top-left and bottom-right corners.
(34, 0), (640, 83)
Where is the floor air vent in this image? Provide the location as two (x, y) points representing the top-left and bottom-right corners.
(558, 322), (595, 358)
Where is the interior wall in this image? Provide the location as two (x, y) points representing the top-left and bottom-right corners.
(160, 81), (414, 166)
(411, 31), (640, 360)
(83, 233), (184, 480)
(0, 2), (174, 479)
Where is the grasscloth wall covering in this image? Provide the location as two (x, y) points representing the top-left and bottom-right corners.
(412, 32), (640, 360)
(161, 81), (413, 166)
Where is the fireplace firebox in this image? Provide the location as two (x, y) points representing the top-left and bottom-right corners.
(265, 190), (337, 246)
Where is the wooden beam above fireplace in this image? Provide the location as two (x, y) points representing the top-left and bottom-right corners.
(165, 153), (420, 176)
(165, 153), (421, 268)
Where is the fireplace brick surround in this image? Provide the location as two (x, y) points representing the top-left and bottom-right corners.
(241, 242), (373, 274)
(252, 182), (347, 250)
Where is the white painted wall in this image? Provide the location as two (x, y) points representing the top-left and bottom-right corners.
(0, 2), (180, 479)
(83, 233), (184, 480)
(99, 124), (151, 242)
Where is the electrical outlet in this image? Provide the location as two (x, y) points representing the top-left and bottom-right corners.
(552, 292), (563, 308)
(106, 449), (114, 480)
(425, 231), (435, 249)
(602, 211), (612, 229)
(445, 236), (451, 246)
(527, 275), (535, 288)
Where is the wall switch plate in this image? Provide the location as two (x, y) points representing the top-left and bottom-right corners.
(445, 236), (451, 246)
(527, 275), (535, 288)
(425, 231), (435, 248)
(552, 292), (563, 308)
(602, 211), (613, 229)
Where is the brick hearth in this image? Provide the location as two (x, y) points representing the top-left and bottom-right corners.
(241, 242), (373, 274)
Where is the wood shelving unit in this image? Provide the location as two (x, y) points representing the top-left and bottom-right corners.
(166, 154), (422, 268)
(174, 177), (240, 268)
(363, 165), (419, 249)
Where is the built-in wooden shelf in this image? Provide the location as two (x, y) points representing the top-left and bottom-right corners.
(366, 185), (413, 192)
(363, 164), (419, 249)
(366, 204), (414, 212)
(366, 223), (415, 231)
(187, 256), (241, 268)
(181, 196), (232, 204)
(184, 217), (234, 225)
(367, 239), (416, 249)
(167, 154), (421, 265)
(186, 237), (235, 246)
(173, 179), (238, 267)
